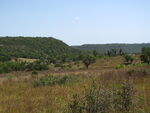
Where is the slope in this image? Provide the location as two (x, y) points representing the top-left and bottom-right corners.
(0, 37), (79, 58)
(72, 43), (150, 54)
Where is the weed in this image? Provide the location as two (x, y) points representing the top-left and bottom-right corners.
(85, 83), (113, 113)
(32, 70), (38, 75)
(116, 64), (126, 69)
(114, 79), (136, 113)
(69, 77), (137, 113)
(69, 94), (85, 113)
(33, 75), (81, 87)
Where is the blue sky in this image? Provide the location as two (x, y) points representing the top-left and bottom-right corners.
(0, 0), (150, 45)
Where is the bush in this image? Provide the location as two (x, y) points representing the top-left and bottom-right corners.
(140, 47), (150, 64)
(26, 61), (49, 71)
(32, 70), (38, 75)
(69, 79), (137, 113)
(124, 54), (134, 65)
(132, 63), (148, 67)
(114, 81), (135, 112)
(85, 81), (113, 113)
(116, 64), (126, 69)
(0, 55), (11, 62)
(0, 61), (25, 73)
(33, 75), (81, 87)
(0, 61), (49, 74)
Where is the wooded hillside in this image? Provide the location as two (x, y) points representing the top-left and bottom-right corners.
(72, 43), (150, 54)
(0, 37), (79, 58)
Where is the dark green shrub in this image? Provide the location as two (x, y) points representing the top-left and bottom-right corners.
(0, 55), (11, 62)
(124, 54), (134, 65)
(140, 47), (150, 64)
(106, 48), (125, 57)
(92, 50), (99, 57)
(32, 70), (38, 75)
(0, 61), (49, 74)
(26, 61), (48, 71)
(0, 61), (25, 73)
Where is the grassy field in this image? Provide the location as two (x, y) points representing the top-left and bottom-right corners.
(0, 56), (150, 113)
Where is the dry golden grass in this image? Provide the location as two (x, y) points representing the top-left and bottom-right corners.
(0, 56), (150, 113)
(17, 58), (38, 63)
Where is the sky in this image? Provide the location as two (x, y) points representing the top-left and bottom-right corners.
(0, 0), (150, 45)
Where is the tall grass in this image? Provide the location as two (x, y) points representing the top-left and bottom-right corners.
(68, 77), (138, 113)
(0, 56), (150, 113)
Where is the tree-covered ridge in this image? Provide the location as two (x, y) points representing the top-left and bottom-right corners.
(0, 36), (80, 59)
(72, 43), (150, 54)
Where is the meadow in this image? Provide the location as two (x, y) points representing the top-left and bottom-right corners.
(0, 56), (150, 113)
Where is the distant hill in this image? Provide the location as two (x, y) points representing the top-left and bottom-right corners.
(72, 43), (150, 54)
(0, 37), (79, 58)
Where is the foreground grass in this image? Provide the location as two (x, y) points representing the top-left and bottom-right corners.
(0, 56), (150, 113)
(0, 71), (150, 113)
(0, 75), (88, 113)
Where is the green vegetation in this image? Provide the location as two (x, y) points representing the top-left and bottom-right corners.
(33, 74), (82, 87)
(92, 50), (99, 57)
(0, 36), (80, 59)
(0, 55), (150, 113)
(140, 47), (150, 64)
(0, 61), (48, 74)
(0, 61), (25, 73)
(73, 43), (150, 54)
(116, 64), (126, 69)
(1, 37), (150, 113)
(82, 55), (96, 68)
(124, 54), (134, 65)
(106, 48), (124, 57)
(31, 70), (38, 76)
(0, 55), (11, 62)
(69, 79), (136, 113)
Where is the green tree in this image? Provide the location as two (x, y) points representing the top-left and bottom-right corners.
(119, 48), (124, 56)
(60, 54), (67, 63)
(106, 49), (117, 57)
(82, 55), (96, 68)
(140, 47), (150, 64)
(92, 50), (98, 57)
